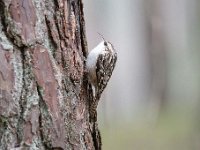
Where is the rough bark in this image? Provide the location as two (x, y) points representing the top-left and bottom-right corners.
(0, 0), (100, 149)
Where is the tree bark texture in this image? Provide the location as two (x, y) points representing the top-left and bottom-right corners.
(0, 0), (100, 149)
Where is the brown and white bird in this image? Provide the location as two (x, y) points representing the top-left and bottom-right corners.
(86, 38), (117, 120)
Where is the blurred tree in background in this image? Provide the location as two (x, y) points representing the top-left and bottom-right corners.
(84, 0), (200, 149)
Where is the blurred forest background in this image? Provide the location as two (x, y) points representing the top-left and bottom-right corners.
(83, 0), (200, 149)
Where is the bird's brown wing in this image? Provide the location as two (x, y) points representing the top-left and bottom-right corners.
(96, 52), (117, 99)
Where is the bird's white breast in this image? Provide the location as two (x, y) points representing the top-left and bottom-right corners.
(86, 41), (105, 70)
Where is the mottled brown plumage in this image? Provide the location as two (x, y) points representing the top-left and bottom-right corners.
(86, 40), (117, 121)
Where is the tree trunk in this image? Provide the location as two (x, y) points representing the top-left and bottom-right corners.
(0, 0), (100, 149)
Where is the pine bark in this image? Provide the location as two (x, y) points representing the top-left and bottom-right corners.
(0, 0), (100, 149)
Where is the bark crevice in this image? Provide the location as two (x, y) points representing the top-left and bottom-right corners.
(16, 48), (26, 146)
(37, 82), (51, 150)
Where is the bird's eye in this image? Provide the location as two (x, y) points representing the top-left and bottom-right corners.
(104, 41), (108, 46)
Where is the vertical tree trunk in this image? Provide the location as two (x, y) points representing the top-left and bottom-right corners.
(145, 0), (167, 123)
(0, 0), (100, 149)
